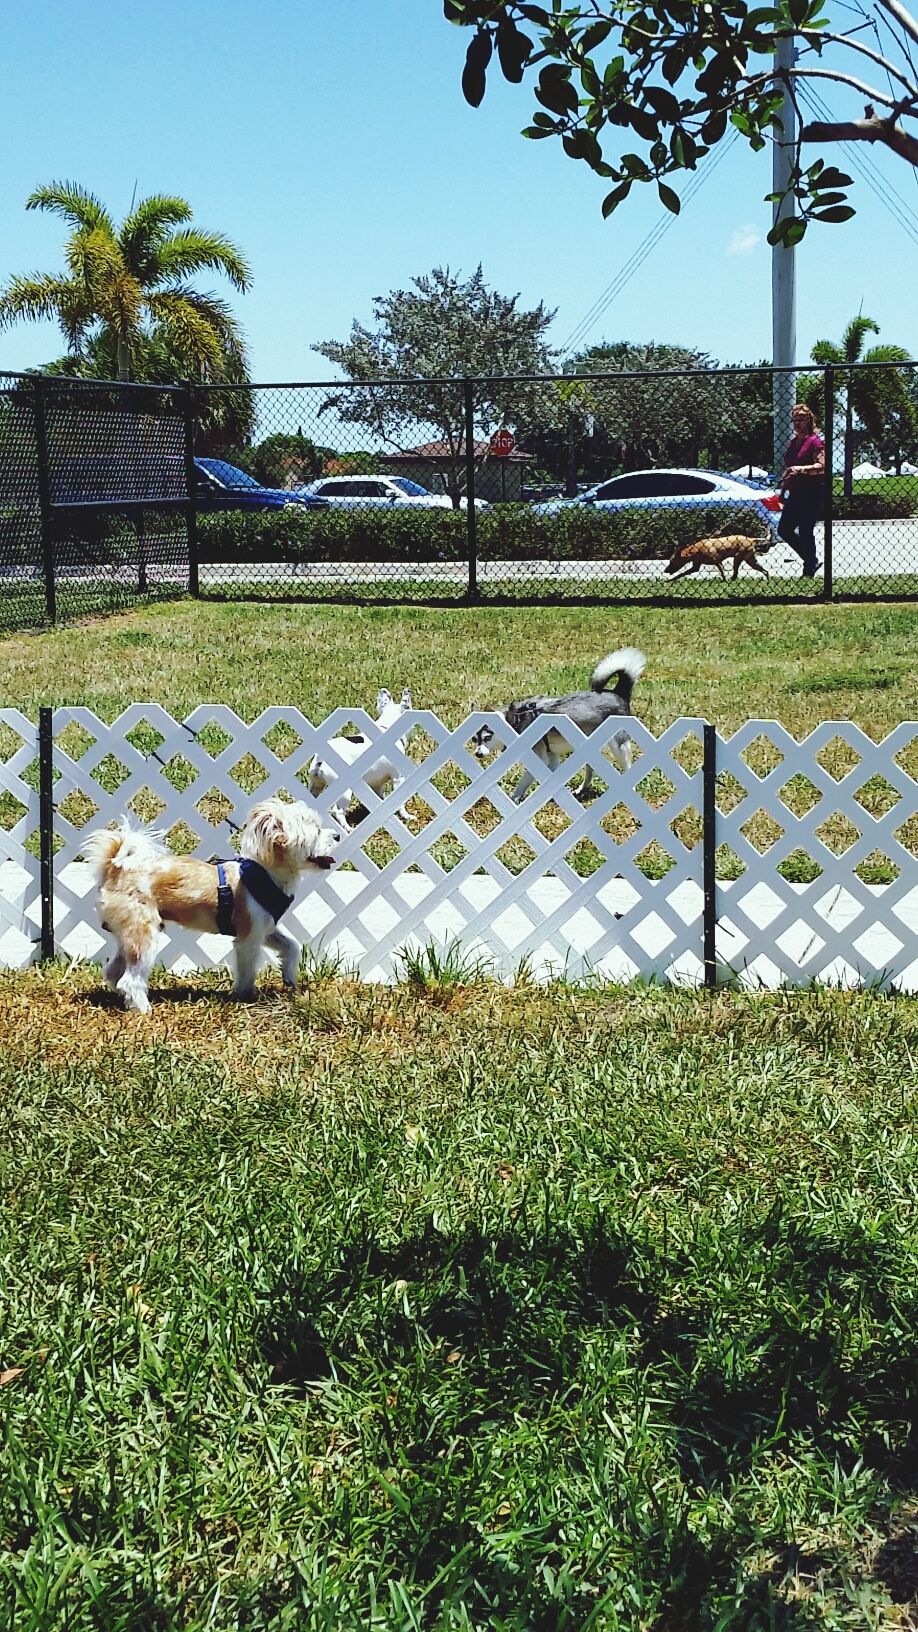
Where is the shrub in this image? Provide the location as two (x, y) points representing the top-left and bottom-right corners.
(833, 492), (916, 521)
(197, 502), (772, 564)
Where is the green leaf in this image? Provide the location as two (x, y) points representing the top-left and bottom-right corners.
(536, 65), (579, 115)
(817, 167), (853, 189)
(658, 182), (681, 214)
(813, 205), (856, 223)
(627, 105), (661, 141)
(562, 129), (603, 167)
(702, 108), (729, 144)
(522, 125), (553, 139)
(601, 181), (631, 217)
(621, 151), (651, 178)
(580, 18), (614, 52)
(644, 85), (681, 121)
(461, 30), (492, 108)
(496, 19), (532, 84)
(603, 54), (626, 87)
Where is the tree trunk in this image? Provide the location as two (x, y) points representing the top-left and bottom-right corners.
(116, 334), (131, 383)
(565, 432), (578, 498)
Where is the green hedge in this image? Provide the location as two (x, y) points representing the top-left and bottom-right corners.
(197, 503), (775, 564)
(833, 491), (917, 521)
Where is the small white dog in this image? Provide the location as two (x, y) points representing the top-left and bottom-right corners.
(307, 687), (413, 829)
(83, 798), (340, 1013)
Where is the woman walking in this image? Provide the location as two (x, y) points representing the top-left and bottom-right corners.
(778, 404), (826, 577)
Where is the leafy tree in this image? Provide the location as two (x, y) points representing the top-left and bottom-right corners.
(0, 182), (251, 383)
(520, 344), (779, 483)
(446, 1), (918, 240)
(802, 316), (914, 489)
(246, 431), (323, 487)
(313, 265), (556, 504)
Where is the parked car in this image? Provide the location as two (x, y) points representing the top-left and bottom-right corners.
(532, 468), (783, 533)
(302, 474), (489, 510)
(194, 458), (329, 511)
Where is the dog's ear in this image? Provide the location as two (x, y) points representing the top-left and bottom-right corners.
(242, 800), (287, 866)
(376, 688), (392, 713)
(400, 687), (412, 710)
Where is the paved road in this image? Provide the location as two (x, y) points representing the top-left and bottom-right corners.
(197, 517), (918, 588)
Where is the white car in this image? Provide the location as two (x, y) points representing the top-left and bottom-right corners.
(302, 475), (488, 510)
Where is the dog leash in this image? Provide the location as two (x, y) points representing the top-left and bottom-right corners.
(214, 860), (295, 937)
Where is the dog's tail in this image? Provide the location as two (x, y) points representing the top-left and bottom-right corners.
(590, 648), (646, 704)
(82, 817), (166, 884)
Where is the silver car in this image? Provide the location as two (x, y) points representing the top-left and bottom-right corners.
(533, 467), (783, 533)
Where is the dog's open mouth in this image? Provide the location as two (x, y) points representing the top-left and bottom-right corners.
(311, 855), (337, 869)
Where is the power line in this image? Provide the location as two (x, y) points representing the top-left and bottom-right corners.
(798, 81), (918, 245)
(559, 132), (740, 357)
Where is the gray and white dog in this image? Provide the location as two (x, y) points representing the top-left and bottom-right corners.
(472, 648), (646, 803)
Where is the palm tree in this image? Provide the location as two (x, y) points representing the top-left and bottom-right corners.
(0, 182), (251, 386)
(807, 316), (913, 494)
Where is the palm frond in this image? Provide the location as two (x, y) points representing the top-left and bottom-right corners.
(144, 289), (227, 374)
(809, 340), (845, 366)
(152, 229), (252, 292)
(0, 274), (92, 348)
(65, 227), (124, 297)
(93, 268), (144, 336)
(119, 195), (194, 270)
(26, 181), (114, 236)
(862, 344), (913, 365)
(842, 315), (880, 363)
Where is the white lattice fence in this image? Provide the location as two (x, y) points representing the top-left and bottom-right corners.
(714, 720), (918, 989)
(0, 707), (916, 988)
(0, 711), (40, 967)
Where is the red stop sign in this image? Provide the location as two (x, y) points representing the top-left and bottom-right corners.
(490, 428), (515, 458)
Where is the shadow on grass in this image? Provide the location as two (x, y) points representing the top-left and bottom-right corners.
(254, 1209), (918, 1624)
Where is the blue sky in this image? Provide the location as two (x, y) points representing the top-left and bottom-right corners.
(2, 0), (917, 379)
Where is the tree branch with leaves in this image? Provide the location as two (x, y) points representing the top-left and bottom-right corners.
(445, 0), (918, 241)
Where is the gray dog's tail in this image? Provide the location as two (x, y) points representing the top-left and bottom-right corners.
(590, 648), (646, 706)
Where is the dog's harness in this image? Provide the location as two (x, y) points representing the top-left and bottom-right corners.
(215, 859), (294, 937)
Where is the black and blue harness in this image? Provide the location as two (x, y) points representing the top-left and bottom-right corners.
(215, 859), (294, 937)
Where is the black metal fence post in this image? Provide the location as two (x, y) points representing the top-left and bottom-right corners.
(822, 364), (834, 603)
(38, 706), (55, 961)
(183, 381), (199, 596)
(33, 375), (56, 624)
(703, 722), (718, 990)
(463, 379), (478, 600)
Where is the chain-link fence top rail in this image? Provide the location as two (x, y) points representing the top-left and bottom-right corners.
(1, 362), (916, 626)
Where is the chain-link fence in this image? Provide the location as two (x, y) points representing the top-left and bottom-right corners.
(2, 361), (917, 628)
(194, 360), (918, 606)
(0, 373), (190, 632)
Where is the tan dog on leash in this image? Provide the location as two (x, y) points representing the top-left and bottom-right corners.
(665, 534), (769, 581)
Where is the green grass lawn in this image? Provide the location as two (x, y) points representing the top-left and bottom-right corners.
(2, 595), (917, 731)
(2, 969), (918, 1630)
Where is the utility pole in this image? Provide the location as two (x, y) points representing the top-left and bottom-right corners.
(772, 31), (797, 476)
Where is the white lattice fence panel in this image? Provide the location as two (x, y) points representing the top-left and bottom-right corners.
(715, 720), (918, 989)
(0, 710), (41, 968)
(297, 713), (707, 984)
(3, 708), (916, 988)
(29, 707), (708, 983)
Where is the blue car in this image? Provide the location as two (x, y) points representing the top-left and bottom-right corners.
(194, 458), (329, 511)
